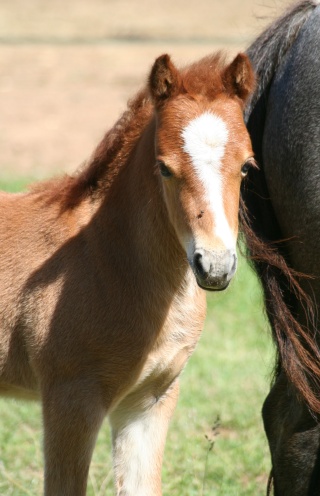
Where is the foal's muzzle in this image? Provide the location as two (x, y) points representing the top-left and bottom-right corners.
(192, 248), (237, 291)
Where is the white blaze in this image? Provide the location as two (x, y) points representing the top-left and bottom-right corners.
(181, 111), (235, 249)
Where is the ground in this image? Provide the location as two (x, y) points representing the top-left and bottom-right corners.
(0, 0), (290, 180)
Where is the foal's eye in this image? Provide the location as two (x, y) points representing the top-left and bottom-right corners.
(158, 161), (173, 178)
(241, 163), (251, 177)
(241, 158), (257, 178)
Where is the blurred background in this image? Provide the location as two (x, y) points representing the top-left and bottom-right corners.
(0, 0), (289, 181)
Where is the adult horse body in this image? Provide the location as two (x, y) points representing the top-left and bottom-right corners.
(242, 1), (320, 494)
(0, 53), (254, 495)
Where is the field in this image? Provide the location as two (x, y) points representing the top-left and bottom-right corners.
(0, 0), (290, 494)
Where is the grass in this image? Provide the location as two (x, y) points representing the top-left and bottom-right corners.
(0, 179), (274, 495)
(0, 178), (35, 193)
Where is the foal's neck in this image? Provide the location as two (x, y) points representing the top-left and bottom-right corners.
(95, 117), (189, 288)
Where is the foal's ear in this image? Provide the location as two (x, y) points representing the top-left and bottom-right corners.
(222, 53), (255, 105)
(149, 54), (183, 106)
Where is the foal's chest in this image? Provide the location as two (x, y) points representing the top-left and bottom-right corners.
(132, 281), (206, 401)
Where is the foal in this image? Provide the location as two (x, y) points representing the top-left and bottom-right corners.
(0, 52), (254, 495)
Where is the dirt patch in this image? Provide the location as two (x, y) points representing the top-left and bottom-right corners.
(0, 0), (289, 180)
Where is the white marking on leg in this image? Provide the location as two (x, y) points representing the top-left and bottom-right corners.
(111, 406), (171, 496)
(182, 112), (235, 249)
(112, 414), (159, 495)
(110, 381), (179, 495)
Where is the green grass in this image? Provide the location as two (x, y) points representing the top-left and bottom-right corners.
(0, 178), (35, 193)
(0, 180), (274, 495)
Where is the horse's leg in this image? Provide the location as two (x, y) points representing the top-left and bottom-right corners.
(42, 381), (106, 496)
(109, 379), (180, 496)
(262, 371), (320, 496)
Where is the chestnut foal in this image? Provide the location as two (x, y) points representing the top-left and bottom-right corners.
(0, 52), (255, 495)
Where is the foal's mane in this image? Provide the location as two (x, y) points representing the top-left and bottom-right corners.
(32, 52), (228, 209)
(32, 88), (152, 209)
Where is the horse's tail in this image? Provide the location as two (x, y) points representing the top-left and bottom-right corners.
(241, 0), (320, 414)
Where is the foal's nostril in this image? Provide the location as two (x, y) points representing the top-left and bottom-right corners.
(193, 251), (209, 278)
(231, 253), (237, 274)
(194, 252), (203, 274)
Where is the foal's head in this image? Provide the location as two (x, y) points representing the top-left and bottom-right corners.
(149, 53), (255, 291)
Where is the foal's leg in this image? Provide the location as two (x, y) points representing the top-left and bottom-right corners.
(263, 371), (320, 496)
(109, 379), (180, 496)
(42, 381), (106, 496)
